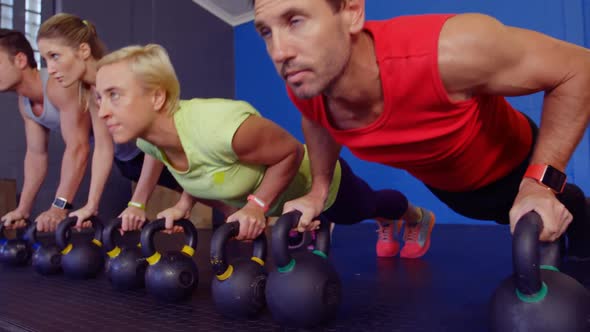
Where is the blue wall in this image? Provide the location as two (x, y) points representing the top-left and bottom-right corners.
(586, 0), (590, 47)
(235, 0), (590, 224)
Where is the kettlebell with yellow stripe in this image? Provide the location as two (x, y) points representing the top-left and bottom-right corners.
(140, 218), (199, 302)
(210, 221), (268, 319)
(55, 216), (105, 279)
(103, 217), (147, 291)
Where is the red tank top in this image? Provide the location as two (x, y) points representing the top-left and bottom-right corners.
(287, 14), (532, 192)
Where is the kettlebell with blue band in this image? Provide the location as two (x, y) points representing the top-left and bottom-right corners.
(0, 219), (32, 266)
(24, 221), (61, 275)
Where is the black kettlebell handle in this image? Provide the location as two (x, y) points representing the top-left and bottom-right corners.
(140, 218), (198, 265)
(0, 218), (31, 242)
(0, 221), (5, 242)
(103, 217), (144, 258)
(210, 221), (267, 277)
(513, 211), (560, 296)
(24, 221), (44, 250)
(55, 216), (104, 251)
(272, 210), (332, 269)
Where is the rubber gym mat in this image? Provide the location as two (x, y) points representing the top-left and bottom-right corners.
(0, 223), (587, 332)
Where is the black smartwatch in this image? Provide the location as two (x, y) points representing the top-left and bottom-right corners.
(52, 197), (73, 210)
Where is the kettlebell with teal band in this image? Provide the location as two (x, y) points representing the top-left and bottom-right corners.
(210, 221), (268, 319)
(265, 210), (341, 328)
(140, 218), (199, 302)
(490, 211), (590, 331)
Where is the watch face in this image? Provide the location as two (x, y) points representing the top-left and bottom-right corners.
(53, 198), (66, 209)
(542, 166), (567, 192)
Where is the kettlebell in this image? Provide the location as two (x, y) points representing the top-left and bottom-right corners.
(287, 230), (314, 251)
(24, 221), (62, 275)
(140, 218), (199, 302)
(0, 219), (32, 266)
(210, 221), (268, 319)
(103, 217), (147, 291)
(490, 211), (590, 331)
(265, 210), (341, 328)
(55, 216), (105, 279)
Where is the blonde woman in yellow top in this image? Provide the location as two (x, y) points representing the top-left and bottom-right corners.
(94, 43), (435, 258)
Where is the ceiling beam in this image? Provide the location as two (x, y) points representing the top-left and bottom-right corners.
(192, 0), (254, 27)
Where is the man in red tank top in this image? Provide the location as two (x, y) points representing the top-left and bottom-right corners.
(253, 0), (590, 260)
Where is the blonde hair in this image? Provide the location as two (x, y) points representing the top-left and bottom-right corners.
(38, 13), (107, 111)
(97, 44), (180, 114)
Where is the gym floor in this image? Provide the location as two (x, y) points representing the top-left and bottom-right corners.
(0, 223), (588, 332)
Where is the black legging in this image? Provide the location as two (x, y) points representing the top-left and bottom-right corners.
(427, 112), (588, 254)
(114, 152), (182, 192)
(322, 158), (409, 224)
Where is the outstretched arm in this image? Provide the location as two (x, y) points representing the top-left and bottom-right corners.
(438, 13), (590, 240)
(281, 116), (341, 231)
(227, 115), (303, 239)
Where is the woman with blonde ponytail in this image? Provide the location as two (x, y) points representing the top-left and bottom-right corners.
(36, 13), (206, 231)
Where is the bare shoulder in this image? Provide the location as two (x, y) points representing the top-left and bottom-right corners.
(438, 13), (521, 97)
(438, 12), (589, 98)
(439, 13), (508, 64)
(439, 12), (579, 65)
(441, 13), (504, 37)
(444, 13), (500, 25)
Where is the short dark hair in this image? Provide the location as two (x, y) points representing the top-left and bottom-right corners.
(250, 0), (346, 12)
(0, 29), (37, 68)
